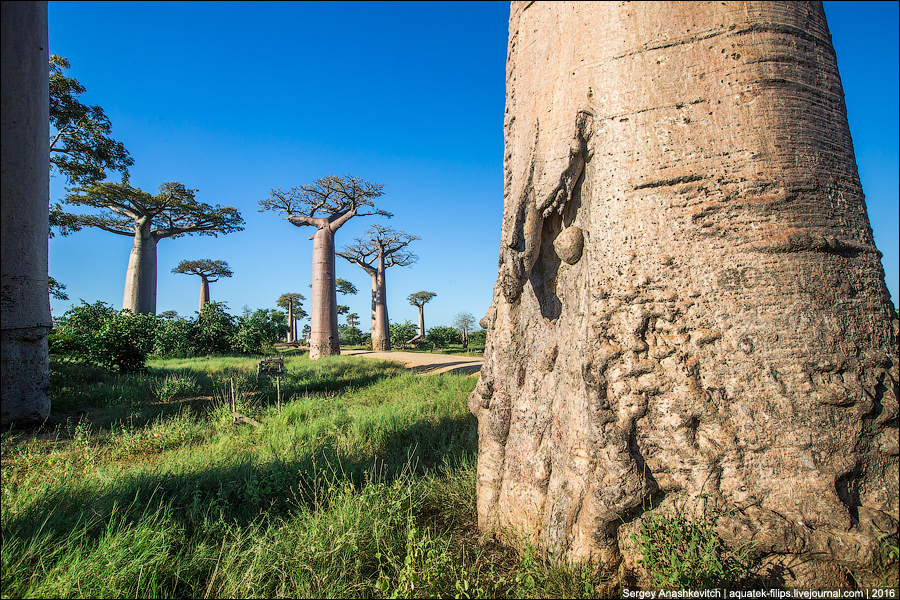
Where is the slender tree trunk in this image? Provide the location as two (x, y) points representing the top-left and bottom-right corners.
(417, 305), (425, 338)
(1, 0), (50, 426)
(371, 247), (390, 351)
(122, 221), (157, 314)
(287, 301), (294, 343)
(471, 1), (898, 588)
(369, 273), (378, 343)
(199, 275), (209, 314)
(309, 226), (340, 359)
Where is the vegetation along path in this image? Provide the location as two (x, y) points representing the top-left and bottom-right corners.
(341, 349), (483, 375)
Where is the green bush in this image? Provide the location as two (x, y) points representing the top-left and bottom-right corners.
(193, 301), (236, 355)
(339, 324), (363, 346)
(425, 325), (460, 349)
(50, 301), (159, 372)
(390, 319), (418, 348)
(231, 308), (287, 354)
(153, 318), (197, 358)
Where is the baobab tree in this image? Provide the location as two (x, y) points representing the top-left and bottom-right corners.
(172, 259), (233, 313)
(407, 291), (436, 343)
(452, 311), (476, 349)
(470, 1), (898, 587)
(337, 225), (419, 351)
(2, 0), (51, 426)
(277, 292), (306, 344)
(62, 179), (244, 314)
(260, 175), (390, 359)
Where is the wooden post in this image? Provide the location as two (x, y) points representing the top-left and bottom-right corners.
(230, 377), (236, 420)
(276, 376), (281, 413)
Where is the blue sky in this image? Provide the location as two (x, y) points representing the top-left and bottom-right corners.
(48, 1), (899, 331)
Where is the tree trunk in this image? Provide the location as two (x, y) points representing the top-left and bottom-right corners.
(417, 305), (425, 338)
(309, 226), (340, 359)
(371, 246), (390, 351)
(1, 0), (51, 427)
(471, 1), (898, 589)
(287, 300), (294, 343)
(199, 275), (209, 314)
(122, 221), (157, 314)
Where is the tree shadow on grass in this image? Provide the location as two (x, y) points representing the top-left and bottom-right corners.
(3, 411), (478, 550)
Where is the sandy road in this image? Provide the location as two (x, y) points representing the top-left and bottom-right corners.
(340, 349), (483, 375)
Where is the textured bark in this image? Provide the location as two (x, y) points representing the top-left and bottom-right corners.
(371, 248), (390, 351)
(309, 227), (340, 359)
(122, 220), (158, 314)
(471, 1), (899, 588)
(1, 1), (51, 426)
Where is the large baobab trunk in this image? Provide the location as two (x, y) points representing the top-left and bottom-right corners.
(309, 227), (340, 359)
(471, 1), (898, 588)
(122, 221), (157, 314)
(1, 0), (51, 426)
(371, 249), (390, 351)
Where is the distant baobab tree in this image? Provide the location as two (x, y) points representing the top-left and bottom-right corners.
(407, 291), (436, 343)
(172, 259), (233, 313)
(260, 175), (390, 359)
(277, 292), (306, 344)
(63, 179), (244, 314)
(338, 225), (419, 351)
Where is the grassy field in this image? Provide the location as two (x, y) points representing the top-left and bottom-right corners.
(1, 353), (602, 599)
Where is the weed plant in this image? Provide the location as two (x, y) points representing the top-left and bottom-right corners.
(2, 354), (605, 598)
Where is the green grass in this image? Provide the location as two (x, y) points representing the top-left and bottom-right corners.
(2, 354), (605, 599)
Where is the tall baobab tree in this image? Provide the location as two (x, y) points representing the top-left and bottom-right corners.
(338, 225), (419, 351)
(277, 292), (306, 344)
(172, 259), (233, 313)
(1, 0), (51, 426)
(407, 291), (436, 343)
(62, 180), (244, 314)
(471, 1), (898, 587)
(260, 175), (390, 359)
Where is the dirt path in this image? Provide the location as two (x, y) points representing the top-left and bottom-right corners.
(340, 349), (483, 375)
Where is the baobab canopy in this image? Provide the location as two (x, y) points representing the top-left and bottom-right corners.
(63, 179), (244, 314)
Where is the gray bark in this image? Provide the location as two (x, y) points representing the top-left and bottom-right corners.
(287, 301), (294, 343)
(199, 275), (210, 314)
(1, 1), (51, 426)
(471, 1), (898, 589)
(309, 226), (340, 359)
(371, 248), (390, 351)
(122, 219), (157, 314)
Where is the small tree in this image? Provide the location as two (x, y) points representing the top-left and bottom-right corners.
(277, 292), (307, 343)
(452, 311), (477, 349)
(260, 175), (390, 359)
(337, 225), (419, 351)
(407, 291), (436, 343)
(172, 259), (233, 313)
(63, 180), (244, 314)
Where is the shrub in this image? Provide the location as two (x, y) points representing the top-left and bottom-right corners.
(339, 324), (363, 346)
(468, 329), (486, 348)
(425, 325), (460, 349)
(390, 319), (418, 348)
(193, 301), (236, 355)
(153, 317), (197, 358)
(231, 309), (287, 354)
(50, 301), (158, 372)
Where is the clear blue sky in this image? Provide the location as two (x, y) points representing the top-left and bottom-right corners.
(48, 1), (899, 331)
